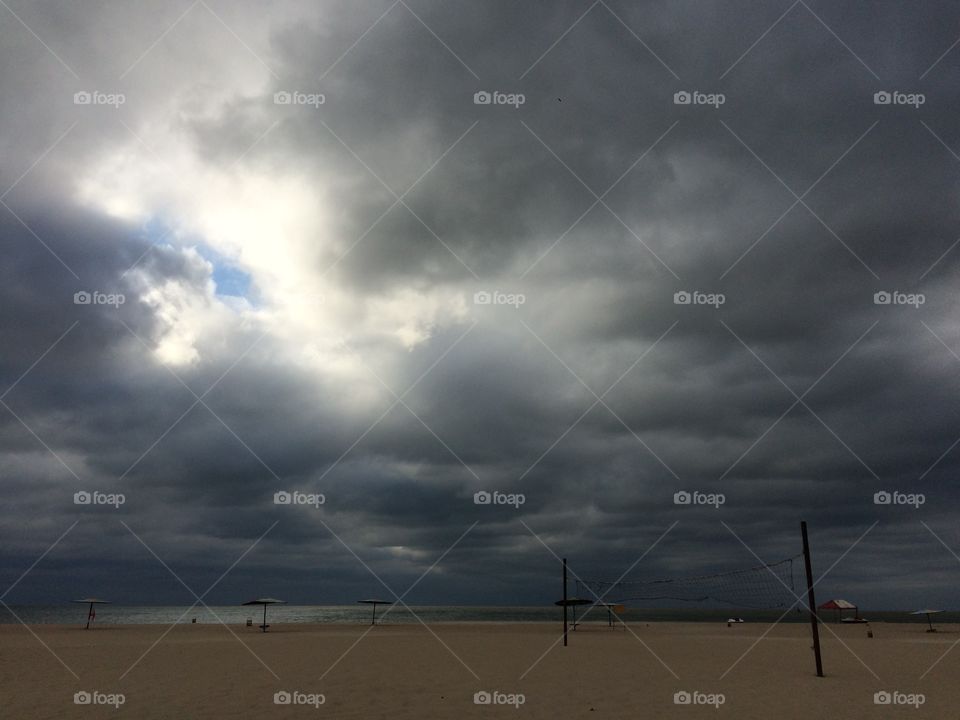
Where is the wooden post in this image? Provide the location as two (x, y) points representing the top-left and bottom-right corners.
(562, 558), (568, 647)
(262, 604), (267, 632)
(801, 521), (823, 677)
(371, 602), (377, 626)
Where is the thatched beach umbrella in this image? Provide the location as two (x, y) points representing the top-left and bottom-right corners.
(911, 609), (943, 632)
(71, 598), (109, 629)
(358, 598), (391, 625)
(555, 597), (592, 629)
(242, 598), (286, 632)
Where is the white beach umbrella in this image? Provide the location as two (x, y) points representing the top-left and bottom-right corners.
(910, 609), (943, 632)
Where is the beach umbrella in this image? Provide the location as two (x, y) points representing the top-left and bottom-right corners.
(911, 609), (943, 632)
(554, 597), (592, 629)
(595, 602), (626, 629)
(358, 599), (392, 626)
(71, 598), (109, 630)
(242, 598), (286, 632)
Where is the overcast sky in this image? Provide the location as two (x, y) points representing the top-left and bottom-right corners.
(2, 0), (960, 609)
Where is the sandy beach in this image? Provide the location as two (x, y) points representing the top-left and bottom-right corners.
(0, 620), (955, 718)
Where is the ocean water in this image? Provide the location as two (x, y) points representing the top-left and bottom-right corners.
(3, 604), (955, 626)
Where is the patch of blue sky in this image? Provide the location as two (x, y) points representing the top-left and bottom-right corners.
(139, 218), (255, 304)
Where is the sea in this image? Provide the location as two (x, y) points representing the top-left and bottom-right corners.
(3, 605), (956, 626)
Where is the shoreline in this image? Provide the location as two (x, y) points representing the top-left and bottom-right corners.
(6, 617), (955, 631)
(3, 617), (956, 627)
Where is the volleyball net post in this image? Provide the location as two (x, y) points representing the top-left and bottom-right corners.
(801, 520), (824, 677)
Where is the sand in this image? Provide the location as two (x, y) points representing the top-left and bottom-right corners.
(0, 620), (956, 718)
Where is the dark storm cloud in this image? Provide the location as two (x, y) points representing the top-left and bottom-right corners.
(2, 0), (960, 609)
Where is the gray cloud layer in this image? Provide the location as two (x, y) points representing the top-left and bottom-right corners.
(2, 0), (960, 609)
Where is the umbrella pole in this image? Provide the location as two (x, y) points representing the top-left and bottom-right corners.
(85, 602), (92, 630)
(372, 603), (376, 626)
(562, 558), (568, 647)
(928, 614), (934, 632)
(262, 604), (267, 632)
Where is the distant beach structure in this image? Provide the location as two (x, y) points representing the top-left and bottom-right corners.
(818, 598), (863, 623)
